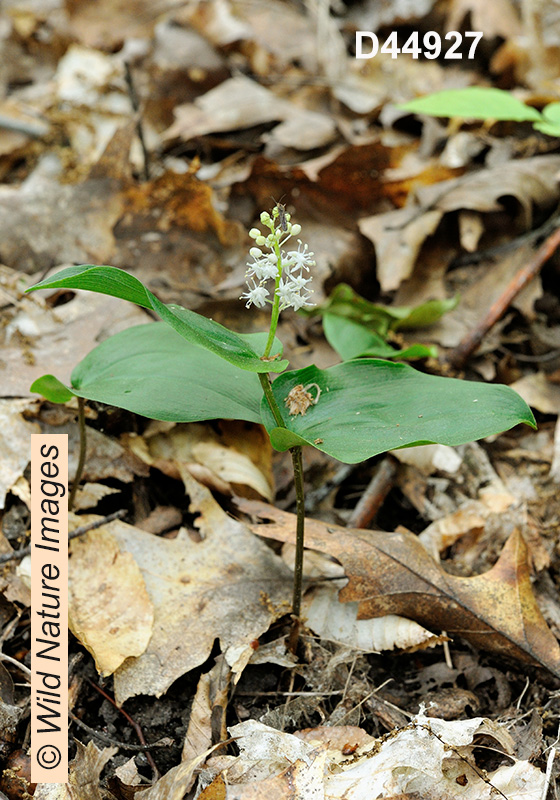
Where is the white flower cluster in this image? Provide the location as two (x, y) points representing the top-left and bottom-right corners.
(240, 207), (315, 312)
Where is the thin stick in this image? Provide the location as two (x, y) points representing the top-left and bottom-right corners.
(88, 680), (160, 779)
(234, 690), (344, 697)
(68, 396), (86, 511)
(288, 445), (305, 654)
(0, 509), (127, 565)
(347, 456), (397, 529)
(0, 653), (32, 680)
(124, 61), (150, 181)
(0, 113), (49, 138)
(335, 678), (396, 726)
(69, 710), (172, 752)
(447, 225), (560, 369)
(540, 739), (557, 800)
(306, 463), (354, 511)
(450, 208), (560, 269)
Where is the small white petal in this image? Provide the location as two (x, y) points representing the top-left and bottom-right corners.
(240, 281), (270, 308)
(287, 273), (312, 291)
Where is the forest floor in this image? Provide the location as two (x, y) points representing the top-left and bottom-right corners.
(0, 0), (560, 798)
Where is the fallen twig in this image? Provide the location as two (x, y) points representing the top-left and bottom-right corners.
(69, 710), (172, 752)
(347, 456), (397, 529)
(0, 509), (127, 565)
(446, 224), (560, 369)
(0, 113), (49, 138)
(87, 680), (160, 779)
(449, 209), (560, 269)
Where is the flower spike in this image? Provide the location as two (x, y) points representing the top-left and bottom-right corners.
(240, 205), (315, 313)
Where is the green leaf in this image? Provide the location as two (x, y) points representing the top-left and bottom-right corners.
(395, 296), (459, 329)
(30, 374), (75, 403)
(308, 284), (405, 336)
(323, 314), (436, 361)
(400, 87), (543, 122)
(533, 102), (560, 137)
(261, 361), (536, 463)
(311, 284), (457, 337)
(31, 323), (270, 424)
(26, 265), (288, 374)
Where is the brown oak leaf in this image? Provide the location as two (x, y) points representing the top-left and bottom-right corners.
(237, 499), (560, 679)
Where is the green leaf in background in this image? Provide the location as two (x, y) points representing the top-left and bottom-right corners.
(261, 361), (536, 463)
(400, 87), (542, 123)
(533, 102), (560, 137)
(26, 265), (288, 374)
(323, 314), (436, 361)
(311, 284), (457, 337)
(31, 323), (270, 424)
(395, 296), (458, 329)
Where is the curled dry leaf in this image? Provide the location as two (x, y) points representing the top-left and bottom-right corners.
(446, 0), (522, 39)
(65, 423), (147, 485)
(182, 656), (230, 772)
(69, 528), (154, 676)
(163, 75), (336, 152)
(237, 499), (560, 678)
(358, 206), (443, 292)
(390, 443), (462, 475)
(72, 482), (120, 511)
(511, 372), (560, 415)
(418, 483), (517, 556)
(124, 419), (274, 501)
(359, 154), (560, 292)
(304, 582), (442, 653)
(417, 155), (560, 227)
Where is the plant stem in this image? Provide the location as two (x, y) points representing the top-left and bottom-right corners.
(262, 239), (283, 358)
(258, 374), (306, 651)
(258, 373), (285, 427)
(290, 446), (305, 619)
(68, 396), (86, 511)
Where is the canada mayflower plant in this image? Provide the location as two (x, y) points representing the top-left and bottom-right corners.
(26, 204), (536, 652)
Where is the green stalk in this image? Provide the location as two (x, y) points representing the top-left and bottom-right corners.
(258, 373), (285, 427)
(262, 239), (283, 359)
